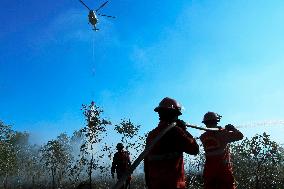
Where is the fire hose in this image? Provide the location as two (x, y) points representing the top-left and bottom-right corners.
(185, 123), (221, 131)
(112, 119), (284, 189)
(111, 122), (220, 189)
(111, 122), (176, 189)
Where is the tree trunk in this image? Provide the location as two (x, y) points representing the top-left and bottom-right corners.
(89, 153), (93, 189)
(3, 174), (8, 189)
(52, 168), (56, 189)
(32, 175), (35, 189)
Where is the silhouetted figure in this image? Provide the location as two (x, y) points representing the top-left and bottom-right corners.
(200, 112), (243, 189)
(111, 143), (131, 189)
(144, 97), (199, 189)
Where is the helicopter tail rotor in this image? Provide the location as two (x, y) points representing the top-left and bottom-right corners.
(95, 1), (109, 12)
(97, 13), (115, 18)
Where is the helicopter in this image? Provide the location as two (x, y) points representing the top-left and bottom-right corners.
(79, 0), (115, 31)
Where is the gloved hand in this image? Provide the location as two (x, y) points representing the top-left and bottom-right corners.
(176, 119), (187, 131)
(225, 124), (235, 131)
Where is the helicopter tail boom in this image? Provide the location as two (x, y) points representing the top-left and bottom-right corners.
(97, 13), (115, 18)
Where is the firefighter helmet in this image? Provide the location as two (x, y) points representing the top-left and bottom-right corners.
(202, 112), (222, 123)
(116, 143), (124, 150)
(154, 97), (182, 115)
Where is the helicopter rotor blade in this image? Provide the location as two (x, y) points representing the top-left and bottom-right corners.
(79, 0), (91, 11)
(98, 13), (116, 18)
(95, 1), (109, 12)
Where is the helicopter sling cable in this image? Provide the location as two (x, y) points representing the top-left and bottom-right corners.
(92, 31), (95, 67)
(78, 0), (116, 72)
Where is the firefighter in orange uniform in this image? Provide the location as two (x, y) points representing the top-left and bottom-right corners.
(111, 143), (131, 189)
(200, 112), (243, 189)
(144, 97), (199, 189)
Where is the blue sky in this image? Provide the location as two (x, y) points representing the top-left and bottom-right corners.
(1, 0), (284, 144)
